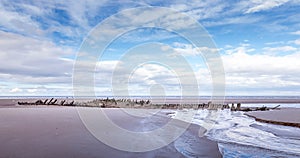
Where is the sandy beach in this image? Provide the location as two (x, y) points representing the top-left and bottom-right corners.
(0, 106), (221, 158)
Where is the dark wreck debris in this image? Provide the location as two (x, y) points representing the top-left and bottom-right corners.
(233, 104), (281, 112)
(35, 100), (43, 105)
(43, 99), (48, 105)
(17, 98), (77, 107)
(60, 100), (66, 105)
(51, 99), (58, 105)
(16, 98), (281, 111)
(16, 98), (230, 109)
(47, 98), (54, 105)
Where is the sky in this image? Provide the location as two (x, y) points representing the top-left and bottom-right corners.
(1, 0), (300, 96)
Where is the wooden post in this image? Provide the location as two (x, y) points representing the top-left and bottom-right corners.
(237, 103), (241, 111)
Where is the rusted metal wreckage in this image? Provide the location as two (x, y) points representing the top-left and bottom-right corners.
(17, 98), (74, 106)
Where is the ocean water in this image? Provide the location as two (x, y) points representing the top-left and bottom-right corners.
(169, 109), (300, 157)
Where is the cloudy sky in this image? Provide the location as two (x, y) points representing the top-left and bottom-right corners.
(1, 0), (300, 96)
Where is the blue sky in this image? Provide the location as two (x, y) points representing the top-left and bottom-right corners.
(1, 0), (300, 96)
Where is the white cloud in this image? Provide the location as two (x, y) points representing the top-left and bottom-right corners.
(0, 2), (44, 37)
(10, 88), (23, 93)
(127, 64), (181, 96)
(0, 0), (110, 44)
(27, 89), (38, 93)
(223, 48), (300, 75)
(0, 31), (74, 77)
(96, 60), (120, 73)
(93, 60), (184, 96)
(291, 30), (300, 35)
(263, 46), (297, 53)
(0, 0), (295, 46)
(172, 43), (219, 56)
(172, 1), (228, 20)
(265, 41), (286, 45)
(245, 0), (290, 14)
(221, 45), (300, 95)
(167, 0), (266, 27)
(0, 30), (75, 86)
(203, 16), (262, 27)
(294, 39), (300, 45)
(92, 43), (215, 96)
(224, 45), (254, 55)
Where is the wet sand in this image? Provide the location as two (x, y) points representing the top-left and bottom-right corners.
(246, 108), (300, 128)
(0, 107), (221, 158)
